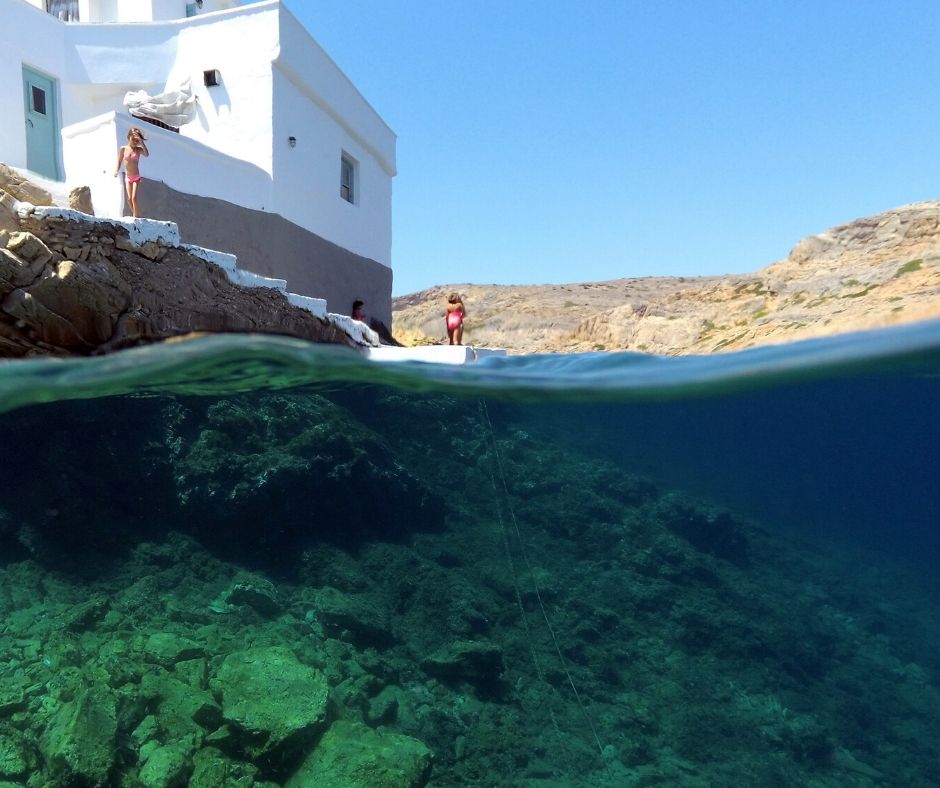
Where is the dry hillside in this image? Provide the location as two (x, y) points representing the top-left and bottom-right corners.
(392, 201), (940, 355)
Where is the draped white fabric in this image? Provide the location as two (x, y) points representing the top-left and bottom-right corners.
(123, 78), (197, 127)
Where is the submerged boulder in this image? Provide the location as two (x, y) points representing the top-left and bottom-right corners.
(659, 495), (750, 567)
(421, 640), (506, 698)
(172, 395), (444, 568)
(39, 687), (117, 786)
(211, 646), (329, 774)
(309, 586), (393, 647)
(285, 720), (432, 788)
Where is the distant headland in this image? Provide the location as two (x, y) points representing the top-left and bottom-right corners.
(393, 202), (940, 355)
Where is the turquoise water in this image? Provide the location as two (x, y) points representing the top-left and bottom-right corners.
(1, 320), (939, 786)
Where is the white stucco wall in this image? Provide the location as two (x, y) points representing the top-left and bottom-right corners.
(0, 1), (68, 172)
(62, 110), (272, 219)
(272, 4), (395, 266)
(64, 4), (279, 175)
(3, 0), (396, 268)
(78, 0), (241, 23)
(272, 70), (392, 267)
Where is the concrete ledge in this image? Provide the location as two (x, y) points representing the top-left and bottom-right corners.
(329, 313), (380, 346)
(366, 345), (508, 364)
(181, 243), (237, 272)
(226, 268), (288, 292)
(288, 292), (327, 317)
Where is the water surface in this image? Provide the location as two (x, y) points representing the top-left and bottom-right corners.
(1, 320), (938, 786)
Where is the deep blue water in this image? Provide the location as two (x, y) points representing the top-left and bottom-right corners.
(1, 319), (939, 786)
(3, 318), (938, 568)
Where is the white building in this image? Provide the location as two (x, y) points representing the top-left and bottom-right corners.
(2, 0), (397, 325)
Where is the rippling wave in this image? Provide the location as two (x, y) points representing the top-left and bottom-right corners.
(1, 318), (939, 413)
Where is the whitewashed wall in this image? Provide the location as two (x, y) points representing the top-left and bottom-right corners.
(3, 0), (396, 268)
(272, 71), (392, 268)
(272, 4), (395, 266)
(0, 1), (67, 172)
(78, 1), (241, 23)
(62, 110), (272, 219)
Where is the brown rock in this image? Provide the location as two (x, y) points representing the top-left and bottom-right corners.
(3, 258), (131, 350)
(0, 162), (53, 206)
(0, 210), (358, 358)
(0, 190), (20, 234)
(5, 231), (56, 268)
(68, 185), (95, 215)
(0, 247), (47, 290)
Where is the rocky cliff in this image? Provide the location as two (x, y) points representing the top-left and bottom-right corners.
(0, 166), (378, 358)
(393, 202), (940, 354)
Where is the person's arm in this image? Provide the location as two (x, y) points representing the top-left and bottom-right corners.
(114, 147), (124, 176)
(138, 141), (150, 158)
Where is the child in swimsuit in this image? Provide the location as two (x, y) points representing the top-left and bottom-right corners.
(444, 292), (467, 345)
(114, 127), (149, 218)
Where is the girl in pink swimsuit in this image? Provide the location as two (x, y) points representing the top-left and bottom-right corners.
(114, 127), (149, 218)
(444, 292), (467, 345)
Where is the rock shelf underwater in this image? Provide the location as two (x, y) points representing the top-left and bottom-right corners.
(1, 339), (940, 786)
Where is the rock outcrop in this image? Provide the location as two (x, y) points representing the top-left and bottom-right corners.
(0, 163), (53, 208)
(0, 189), (379, 357)
(393, 201), (940, 354)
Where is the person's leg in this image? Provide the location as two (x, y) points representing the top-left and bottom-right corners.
(123, 178), (131, 216)
(456, 323), (464, 345)
(128, 180), (140, 218)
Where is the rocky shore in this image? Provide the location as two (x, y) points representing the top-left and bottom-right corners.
(393, 202), (940, 354)
(0, 166), (377, 359)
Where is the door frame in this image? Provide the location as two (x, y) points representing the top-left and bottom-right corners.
(22, 63), (62, 181)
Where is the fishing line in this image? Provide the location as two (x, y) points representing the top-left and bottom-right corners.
(478, 399), (606, 760)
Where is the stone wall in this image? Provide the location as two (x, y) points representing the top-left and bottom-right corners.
(0, 195), (374, 358)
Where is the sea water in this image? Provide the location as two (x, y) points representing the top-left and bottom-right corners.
(1, 320), (938, 786)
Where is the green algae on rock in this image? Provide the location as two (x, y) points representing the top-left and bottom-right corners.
(212, 646), (330, 773)
(285, 720), (432, 788)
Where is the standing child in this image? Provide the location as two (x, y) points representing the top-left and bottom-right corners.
(444, 292), (467, 345)
(114, 127), (149, 218)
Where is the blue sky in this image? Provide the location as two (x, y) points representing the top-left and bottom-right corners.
(292, 1), (940, 296)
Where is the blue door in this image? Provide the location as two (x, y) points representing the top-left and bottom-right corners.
(22, 66), (60, 181)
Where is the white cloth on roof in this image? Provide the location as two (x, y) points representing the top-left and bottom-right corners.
(123, 78), (197, 127)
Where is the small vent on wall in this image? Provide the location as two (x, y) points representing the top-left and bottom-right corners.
(203, 70), (221, 87)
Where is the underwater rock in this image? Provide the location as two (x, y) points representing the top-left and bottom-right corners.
(62, 594), (110, 633)
(39, 687), (117, 786)
(658, 495), (750, 567)
(174, 658), (209, 690)
(212, 574), (280, 617)
(0, 727), (34, 780)
(421, 640), (505, 695)
(140, 672), (222, 741)
(0, 689), (25, 718)
(143, 632), (206, 668)
(138, 735), (198, 788)
(310, 586), (393, 646)
(211, 646), (329, 774)
(284, 720), (433, 788)
(189, 746), (260, 788)
(173, 396), (444, 569)
(365, 686), (401, 727)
